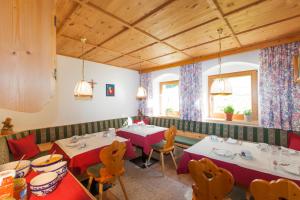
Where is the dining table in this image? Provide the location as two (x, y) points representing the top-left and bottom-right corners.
(177, 136), (300, 187)
(117, 125), (167, 167)
(25, 170), (95, 200)
(50, 132), (136, 175)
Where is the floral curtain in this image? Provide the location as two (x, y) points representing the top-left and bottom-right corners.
(260, 42), (300, 131)
(179, 62), (202, 121)
(138, 73), (153, 116)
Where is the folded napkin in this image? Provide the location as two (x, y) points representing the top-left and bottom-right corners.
(227, 138), (237, 144)
(280, 163), (300, 175)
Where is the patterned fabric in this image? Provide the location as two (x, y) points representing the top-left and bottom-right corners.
(260, 42), (300, 131)
(149, 117), (290, 147)
(0, 137), (9, 164)
(179, 62), (202, 121)
(138, 73), (153, 116)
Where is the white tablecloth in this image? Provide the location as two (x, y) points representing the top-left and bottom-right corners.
(55, 132), (128, 158)
(118, 125), (167, 137)
(186, 136), (300, 181)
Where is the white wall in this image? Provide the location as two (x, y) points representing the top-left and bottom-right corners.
(149, 50), (260, 119)
(0, 55), (139, 131)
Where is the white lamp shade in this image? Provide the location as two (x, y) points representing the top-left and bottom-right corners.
(210, 78), (232, 95)
(74, 80), (93, 97)
(136, 86), (147, 99)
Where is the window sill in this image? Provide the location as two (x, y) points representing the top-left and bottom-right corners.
(154, 115), (180, 119)
(204, 118), (259, 127)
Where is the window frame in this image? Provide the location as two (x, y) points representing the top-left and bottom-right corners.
(159, 80), (180, 117)
(208, 70), (258, 121)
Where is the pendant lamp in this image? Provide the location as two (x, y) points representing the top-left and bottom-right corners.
(210, 28), (232, 96)
(74, 38), (93, 98)
(136, 58), (147, 100)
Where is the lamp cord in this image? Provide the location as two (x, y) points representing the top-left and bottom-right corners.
(81, 38), (85, 81)
(218, 28), (222, 75)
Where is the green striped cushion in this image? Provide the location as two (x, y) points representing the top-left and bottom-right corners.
(149, 117), (290, 147)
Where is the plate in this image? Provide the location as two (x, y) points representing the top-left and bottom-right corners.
(226, 138), (237, 144)
(209, 135), (219, 142)
(280, 163), (300, 176)
(212, 148), (234, 157)
(288, 149), (297, 155)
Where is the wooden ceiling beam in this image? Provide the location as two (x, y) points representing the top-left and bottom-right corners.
(59, 34), (157, 65)
(223, 0), (266, 16)
(206, 0), (242, 47)
(57, 3), (80, 35)
(236, 14), (300, 35)
(71, 0), (192, 58)
(141, 32), (300, 73)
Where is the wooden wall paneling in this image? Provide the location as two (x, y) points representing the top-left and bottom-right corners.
(164, 19), (231, 50)
(149, 52), (190, 65)
(60, 6), (125, 45)
(101, 29), (156, 54)
(0, 0), (56, 112)
(183, 37), (237, 57)
(106, 55), (142, 67)
(216, 0), (261, 15)
(129, 43), (175, 60)
(135, 0), (217, 40)
(83, 46), (122, 63)
(56, 0), (78, 32)
(57, 36), (95, 57)
(237, 16), (300, 45)
(226, 0), (300, 34)
(89, 0), (171, 24)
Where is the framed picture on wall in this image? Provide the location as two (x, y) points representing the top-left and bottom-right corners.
(106, 84), (115, 96)
(294, 55), (300, 83)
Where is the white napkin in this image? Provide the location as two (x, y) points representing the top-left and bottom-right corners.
(227, 138), (237, 144)
(280, 164), (300, 175)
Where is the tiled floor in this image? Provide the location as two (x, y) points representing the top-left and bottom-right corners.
(93, 147), (248, 200)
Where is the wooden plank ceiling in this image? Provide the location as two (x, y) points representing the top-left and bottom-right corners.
(56, 0), (300, 72)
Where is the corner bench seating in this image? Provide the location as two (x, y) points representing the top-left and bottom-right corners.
(0, 116), (295, 165)
(0, 117), (129, 165)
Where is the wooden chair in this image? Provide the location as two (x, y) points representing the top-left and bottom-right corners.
(188, 158), (234, 200)
(147, 126), (177, 175)
(250, 178), (300, 200)
(87, 141), (128, 200)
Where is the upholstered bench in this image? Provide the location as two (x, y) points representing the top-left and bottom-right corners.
(175, 136), (201, 148)
(0, 117), (129, 165)
(149, 117), (291, 148)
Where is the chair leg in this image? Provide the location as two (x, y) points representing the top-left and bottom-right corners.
(98, 183), (103, 200)
(160, 152), (165, 176)
(118, 176), (129, 200)
(147, 149), (153, 166)
(87, 176), (93, 191)
(170, 151), (177, 169)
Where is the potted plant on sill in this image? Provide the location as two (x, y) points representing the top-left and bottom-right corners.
(223, 105), (234, 121)
(243, 109), (252, 122)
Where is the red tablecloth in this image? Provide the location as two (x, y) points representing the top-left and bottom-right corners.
(116, 130), (165, 155)
(25, 171), (94, 200)
(50, 140), (136, 175)
(177, 151), (300, 187)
